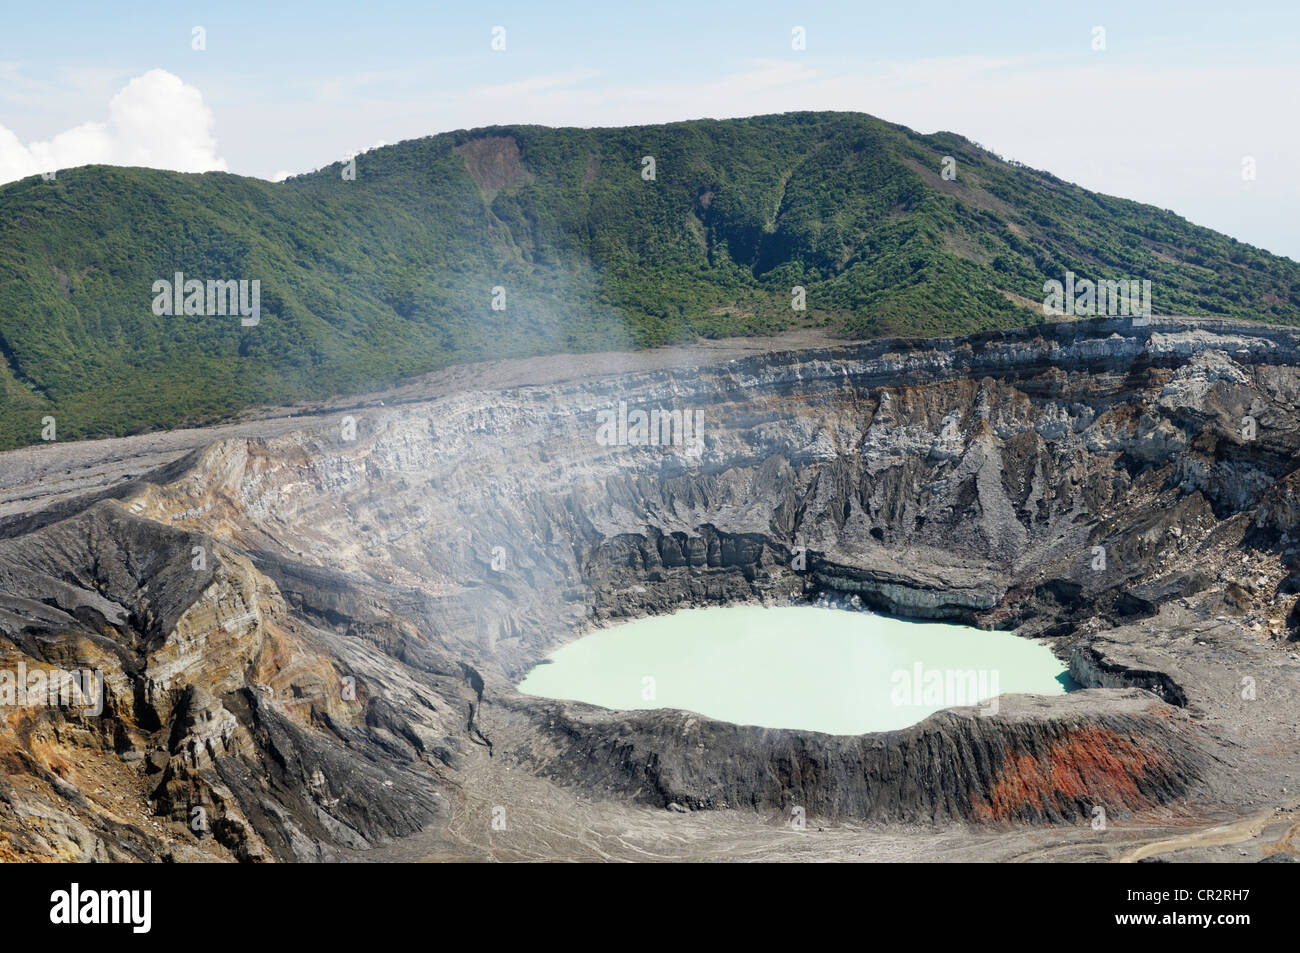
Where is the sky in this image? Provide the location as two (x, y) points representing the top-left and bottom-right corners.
(2, 0), (1297, 258)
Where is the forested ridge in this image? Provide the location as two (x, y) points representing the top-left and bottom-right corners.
(1, 111), (1296, 449)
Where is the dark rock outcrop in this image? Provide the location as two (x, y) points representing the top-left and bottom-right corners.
(511, 690), (1210, 824)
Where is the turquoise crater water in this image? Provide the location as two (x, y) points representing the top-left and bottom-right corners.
(518, 605), (1072, 735)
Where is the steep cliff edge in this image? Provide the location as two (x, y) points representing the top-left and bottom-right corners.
(1, 316), (1298, 860)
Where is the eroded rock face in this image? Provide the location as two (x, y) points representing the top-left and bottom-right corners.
(509, 691), (1210, 824)
(1, 317), (1298, 860)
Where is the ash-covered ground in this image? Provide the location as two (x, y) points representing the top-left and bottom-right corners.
(1, 317), (1297, 862)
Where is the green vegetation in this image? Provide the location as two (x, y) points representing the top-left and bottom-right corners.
(0, 111), (1297, 449)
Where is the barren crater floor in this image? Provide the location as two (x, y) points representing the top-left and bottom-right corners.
(0, 317), (1298, 862)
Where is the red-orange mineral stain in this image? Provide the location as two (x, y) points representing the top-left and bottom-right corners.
(971, 726), (1171, 822)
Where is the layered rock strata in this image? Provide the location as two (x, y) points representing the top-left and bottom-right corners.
(1, 316), (1297, 860)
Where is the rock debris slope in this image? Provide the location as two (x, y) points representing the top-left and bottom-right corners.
(0, 316), (1297, 860)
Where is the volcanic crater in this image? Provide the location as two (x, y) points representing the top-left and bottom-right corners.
(1, 316), (1298, 861)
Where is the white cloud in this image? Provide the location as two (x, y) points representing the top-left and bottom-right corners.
(0, 69), (226, 183)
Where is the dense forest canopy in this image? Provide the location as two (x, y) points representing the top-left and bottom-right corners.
(0, 111), (1296, 449)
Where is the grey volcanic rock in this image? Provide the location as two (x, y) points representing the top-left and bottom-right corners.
(1069, 645), (1189, 706)
(0, 316), (1298, 860)
(507, 690), (1211, 824)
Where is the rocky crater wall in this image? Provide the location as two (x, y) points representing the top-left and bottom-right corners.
(2, 317), (1298, 858)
